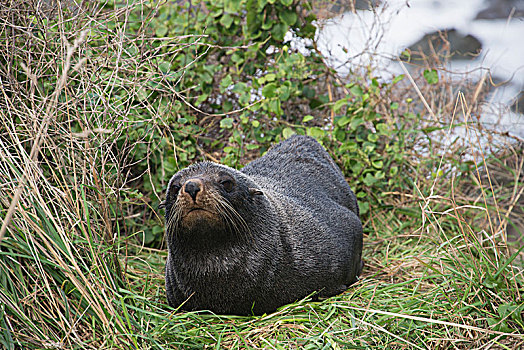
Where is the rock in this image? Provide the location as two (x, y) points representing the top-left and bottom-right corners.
(348, 0), (381, 11)
(475, 0), (524, 20)
(512, 91), (524, 114)
(402, 28), (482, 61)
(313, 0), (381, 19)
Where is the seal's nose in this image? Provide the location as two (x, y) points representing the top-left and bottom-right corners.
(184, 180), (201, 201)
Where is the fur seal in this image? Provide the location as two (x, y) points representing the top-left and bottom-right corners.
(163, 135), (363, 315)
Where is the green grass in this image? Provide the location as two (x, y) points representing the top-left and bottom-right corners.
(1, 0), (523, 349)
(2, 151), (522, 348)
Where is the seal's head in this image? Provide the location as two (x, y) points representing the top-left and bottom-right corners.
(164, 162), (263, 246)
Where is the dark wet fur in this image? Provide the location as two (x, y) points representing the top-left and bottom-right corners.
(164, 135), (363, 315)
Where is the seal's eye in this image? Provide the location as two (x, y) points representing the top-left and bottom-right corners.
(221, 179), (234, 192)
(169, 181), (182, 198)
(170, 181), (181, 193)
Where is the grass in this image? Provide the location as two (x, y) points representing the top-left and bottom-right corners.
(1, 0), (523, 349)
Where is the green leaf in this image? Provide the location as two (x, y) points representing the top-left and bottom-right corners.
(498, 303), (517, 319)
(152, 225), (164, 237)
(392, 74), (404, 84)
(220, 74), (233, 93)
(223, 101), (233, 112)
(423, 69), (439, 84)
(225, 0), (242, 12)
(279, 84), (291, 101)
(252, 120), (260, 128)
(268, 99), (282, 115)
(231, 52), (244, 65)
(371, 160), (383, 169)
(271, 23), (288, 41)
(201, 71), (213, 83)
(232, 82), (247, 93)
(302, 86), (315, 99)
(280, 0), (293, 6)
(307, 127), (325, 138)
(265, 73), (276, 82)
(301, 23), (316, 39)
(220, 14), (234, 28)
(220, 118), (234, 129)
(137, 87), (148, 101)
(486, 317), (498, 327)
(239, 93), (251, 106)
(142, 230), (156, 245)
(350, 84), (363, 96)
(368, 133), (378, 143)
(262, 83), (277, 98)
(337, 116), (351, 127)
(210, 8), (223, 17)
(389, 166), (398, 176)
(359, 201), (369, 214)
(350, 117), (363, 130)
(362, 141), (376, 153)
(334, 128), (345, 141)
(279, 10), (297, 26)
(376, 123), (390, 135)
(247, 0), (261, 35)
(196, 94), (208, 106)
(367, 133), (378, 142)
(333, 98), (348, 113)
(262, 17), (274, 30)
(158, 61), (171, 73)
(156, 25), (168, 37)
(363, 173), (376, 186)
(282, 127), (295, 139)
(221, 74), (233, 87)
(302, 115), (314, 123)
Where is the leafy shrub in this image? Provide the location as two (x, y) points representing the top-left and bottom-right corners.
(96, 0), (416, 244)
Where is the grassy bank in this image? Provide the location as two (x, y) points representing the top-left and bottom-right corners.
(0, 0), (523, 348)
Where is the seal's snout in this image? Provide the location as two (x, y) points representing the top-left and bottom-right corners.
(183, 179), (202, 201)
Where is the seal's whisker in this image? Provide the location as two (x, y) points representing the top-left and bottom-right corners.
(210, 193), (240, 236)
(208, 191), (248, 240)
(166, 198), (182, 238)
(166, 205), (176, 230)
(216, 201), (241, 239)
(213, 193), (250, 240)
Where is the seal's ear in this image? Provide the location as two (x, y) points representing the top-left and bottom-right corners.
(249, 188), (263, 196)
(159, 200), (166, 209)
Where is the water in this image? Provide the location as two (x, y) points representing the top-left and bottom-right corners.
(315, 0), (524, 138)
